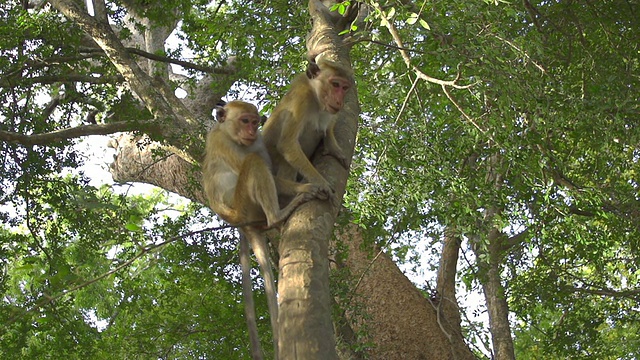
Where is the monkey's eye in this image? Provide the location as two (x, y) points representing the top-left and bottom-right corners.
(241, 118), (250, 124)
(331, 81), (341, 88)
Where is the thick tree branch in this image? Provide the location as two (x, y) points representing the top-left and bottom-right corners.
(91, 0), (108, 24)
(108, 134), (206, 204)
(0, 121), (156, 146)
(48, 0), (203, 162)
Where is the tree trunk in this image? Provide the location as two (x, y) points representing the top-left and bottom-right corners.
(436, 229), (475, 360)
(473, 153), (515, 360)
(334, 225), (476, 360)
(277, 207), (340, 359)
(273, 1), (361, 358)
(475, 227), (515, 360)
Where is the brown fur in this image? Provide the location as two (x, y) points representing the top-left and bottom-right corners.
(202, 100), (318, 359)
(262, 58), (352, 200)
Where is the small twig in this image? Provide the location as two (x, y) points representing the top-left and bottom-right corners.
(493, 34), (546, 74)
(351, 38), (426, 54)
(375, 4), (476, 90)
(394, 74), (420, 124)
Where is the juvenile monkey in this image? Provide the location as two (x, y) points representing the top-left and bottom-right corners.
(202, 100), (313, 359)
(262, 56), (353, 199)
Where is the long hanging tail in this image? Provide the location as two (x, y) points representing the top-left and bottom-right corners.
(239, 232), (264, 360)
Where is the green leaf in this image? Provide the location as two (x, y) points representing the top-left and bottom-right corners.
(387, 7), (396, 19)
(406, 13), (419, 25)
(125, 222), (142, 232)
(338, 3), (346, 15)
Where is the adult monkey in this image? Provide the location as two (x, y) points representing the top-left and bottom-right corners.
(202, 100), (317, 360)
(262, 55), (353, 199)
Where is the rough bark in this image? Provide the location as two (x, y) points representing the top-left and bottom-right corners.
(472, 153), (515, 360)
(108, 134), (206, 204)
(273, 1), (360, 359)
(436, 229), (474, 360)
(334, 224), (476, 360)
(479, 228), (515, 360)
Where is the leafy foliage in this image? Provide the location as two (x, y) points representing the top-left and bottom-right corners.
(345, 0), (640, 357)
(0, 175), (272, 358)
(1, 0), (639, 358)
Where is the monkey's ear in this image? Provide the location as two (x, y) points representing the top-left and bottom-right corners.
(215, 100), (227, 122)
(306, 59), (321, 79)
(215, 106), (227, 123)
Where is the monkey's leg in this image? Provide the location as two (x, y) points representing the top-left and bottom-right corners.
(275, 177), (328, 201)
(322, 121), (349, 169)
(239, 232), (264, 360)
(236, 153), (293, 227)
(244, 229), (279, 360)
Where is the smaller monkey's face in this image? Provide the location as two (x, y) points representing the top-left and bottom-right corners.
(323, 75), (351, 114)
(234, 113), (262, 146)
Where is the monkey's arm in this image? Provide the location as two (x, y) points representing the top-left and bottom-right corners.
(276, 111), (331, 190)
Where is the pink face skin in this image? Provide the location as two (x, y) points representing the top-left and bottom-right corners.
(236, 113), (262, 146)
(324, 75), (351, 114)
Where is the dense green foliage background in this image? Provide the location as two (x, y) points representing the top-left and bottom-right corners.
(1, 0), (638, 358)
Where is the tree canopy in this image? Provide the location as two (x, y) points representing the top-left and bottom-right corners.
(1, 0), (639, 359)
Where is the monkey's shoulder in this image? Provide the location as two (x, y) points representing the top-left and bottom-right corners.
(282, 76), (318, 105)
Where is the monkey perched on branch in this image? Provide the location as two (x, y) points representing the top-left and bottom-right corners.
(202, 100), (319, 359)
(262, 56), (353, 200)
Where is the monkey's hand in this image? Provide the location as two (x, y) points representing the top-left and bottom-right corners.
(313, 180), (334, 201)
(295, 183), (325, 200)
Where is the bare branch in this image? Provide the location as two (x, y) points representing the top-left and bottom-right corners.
(571, 286), (640, 298)
(351, 37), (426, 54)
(79, 47), (236, 75)
(0, 74), (123, 87)
(374, 3), (476, 90)
(1, 53), (104, 81)
(0, 121), (156, 146)
(126, 48), (236, 75)
(493, 34), (546, 73)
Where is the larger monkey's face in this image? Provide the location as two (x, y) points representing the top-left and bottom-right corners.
(321, 74), (351, 114)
